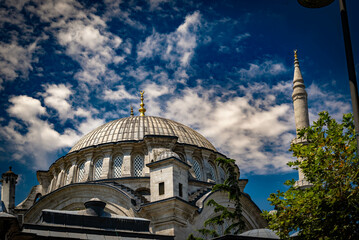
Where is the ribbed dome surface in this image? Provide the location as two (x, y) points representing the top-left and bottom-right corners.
(69, 116), (216, 153)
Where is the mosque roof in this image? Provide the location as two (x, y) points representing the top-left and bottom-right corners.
(69, 116), (217, 153)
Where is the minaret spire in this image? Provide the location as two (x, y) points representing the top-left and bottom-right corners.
(130, 106), (134, 116)
(292, 50), (309, 131)
(292, 50), (311, 188)
(139, 91), (146, 116)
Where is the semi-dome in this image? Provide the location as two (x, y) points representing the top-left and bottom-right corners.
(69, 116), (217, 153)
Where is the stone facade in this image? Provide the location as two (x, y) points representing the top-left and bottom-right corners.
(0, 115), (267, 239)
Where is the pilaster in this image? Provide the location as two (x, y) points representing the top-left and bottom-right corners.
(67, 157), (77, 184)
(121, 146), (133, 177)
(83, 152), (93, 181)
(101, 149), (112, 179)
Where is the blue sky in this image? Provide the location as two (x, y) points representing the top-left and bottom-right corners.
(0, 0), (358, 211)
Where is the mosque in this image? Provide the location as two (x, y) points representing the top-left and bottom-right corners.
(0, 52), (308, 239)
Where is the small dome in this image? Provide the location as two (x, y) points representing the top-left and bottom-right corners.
(157, 150), (180, 161)
(69, 116), (216, 153)
(240, 228), (279, 239)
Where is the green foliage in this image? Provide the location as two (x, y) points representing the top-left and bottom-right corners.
(263, 112), (359, 239)
(187, 158), (245, 240)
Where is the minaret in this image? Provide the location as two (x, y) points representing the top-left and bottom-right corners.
(130, 106), (134, 116)
(292, 50), (311, 187)
(0, 167), (18, 213)
(139, 91), (146, 116)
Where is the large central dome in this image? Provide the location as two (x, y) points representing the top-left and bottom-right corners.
(69, 116), (217, 153)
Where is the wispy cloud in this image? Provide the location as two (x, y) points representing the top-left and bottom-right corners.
(238, 60), (287, 80)
(26, 0), (126, 85)
(159, 83), (295, 174)
(0, 85), (104, 169)
(103, 85), (137, 101)
(137, 11), (201, 68)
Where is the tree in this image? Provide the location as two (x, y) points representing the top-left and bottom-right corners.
(263, 112), (359, 239)
(188, 158), (245, 239)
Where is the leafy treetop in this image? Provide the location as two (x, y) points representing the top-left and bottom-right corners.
(263, 112), (359, 239)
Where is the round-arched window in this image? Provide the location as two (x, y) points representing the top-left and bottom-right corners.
(78, 162), (85, 182)
(191, 158), (202, 180)
(208, 163), (217, 182)
(93, 158), (103, 180)
(133, 154), (144, 177)
(113, 155), (123, 178)
(219, 167), (226, 182)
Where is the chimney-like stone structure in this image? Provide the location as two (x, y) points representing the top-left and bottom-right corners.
(1, 167), (18, 213)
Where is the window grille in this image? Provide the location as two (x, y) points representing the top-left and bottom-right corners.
(94, 158), (103, 180)
(133, 155), (144, 177)
(208, 164), (217, 182)
(113, 156), (123, 178)
(192, 159), (202, 180)
(78, 162), (85, 182)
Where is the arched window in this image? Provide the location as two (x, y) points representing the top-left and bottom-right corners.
(208, 163), (217, 182)
(219, 167), (226, 182)
(113, 155), (123, 178)
(191, 158), (202, 180)
(64, 167), (71, 185)
(133, 154), (144, 177)
(93, 158), (103, 180)
(78, 162), (85, 182)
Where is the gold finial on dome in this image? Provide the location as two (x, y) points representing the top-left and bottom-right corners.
(294, 49), (298, 61)
(139, 91), (146, 116)
(130, 106), (134, 116)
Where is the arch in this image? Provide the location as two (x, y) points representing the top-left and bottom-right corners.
(175, 151), (186, 162)
(192, 191), (268, 234)
(93, 158), (103, 180)
(24, 183), (137, 224)
(33, 193), (42, 204)
(112, 154), (123, 178)
(132, 154), (144, 177)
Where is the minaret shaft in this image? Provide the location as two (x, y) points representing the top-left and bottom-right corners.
(292, 50), (311, 187)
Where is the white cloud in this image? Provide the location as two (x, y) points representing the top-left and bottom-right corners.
(103, 85), (137, 101)
(1, 95), (78, 168)
(142, 82), (174, 116)
(41, 84), (73, 121)
(148, 0), (169, 11)
(307, 83), (351, 122)
(8, 96), (46, 123)
(0, 41), (38, 88)
(155, 83), (295, 174)
(1, 91), (105, 169)
(26, 0), (125, 85)
(137, 11), (201, 68)
(238, 60), (287, 80)
(103, 0), (146, 30)
(234, 32), (251, 42)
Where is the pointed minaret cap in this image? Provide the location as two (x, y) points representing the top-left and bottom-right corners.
(139, 91), (146, 116)
(292, 50), (307, 100)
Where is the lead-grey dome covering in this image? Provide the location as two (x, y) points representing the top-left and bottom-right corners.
(69, 116), (217, 153)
